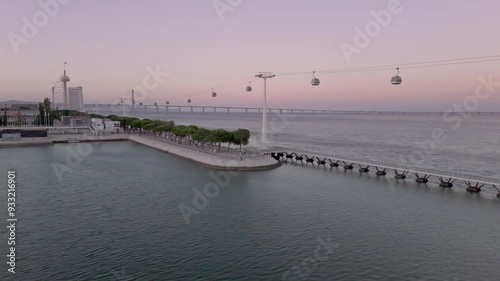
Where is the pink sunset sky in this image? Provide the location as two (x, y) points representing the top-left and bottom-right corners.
(1, 0), (499, 111)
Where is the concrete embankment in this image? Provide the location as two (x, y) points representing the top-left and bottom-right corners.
(0, 135), (127, 147)
(128, 135), (281, 171)
(0, 138), (53, 147)
(0, 134), (281, 171)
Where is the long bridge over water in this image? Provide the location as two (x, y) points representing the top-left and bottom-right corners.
(84, 104), (500, 115)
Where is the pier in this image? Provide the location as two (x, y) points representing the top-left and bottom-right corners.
(269, 151), (500, 198)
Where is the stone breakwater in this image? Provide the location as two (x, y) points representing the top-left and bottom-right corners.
(0, 134), (281, 171)
(128, 135), (281, 171)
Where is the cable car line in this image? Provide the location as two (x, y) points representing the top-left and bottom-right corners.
(163, 54), (500, 102)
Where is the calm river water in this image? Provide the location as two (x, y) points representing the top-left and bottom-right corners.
(1, 138), (499, 280)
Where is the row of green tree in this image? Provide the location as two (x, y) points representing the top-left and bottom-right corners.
(90, 114), (251, 152)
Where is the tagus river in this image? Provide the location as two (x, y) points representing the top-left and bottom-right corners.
(138, 112), (500, 180)
(1, 138), (500, 280)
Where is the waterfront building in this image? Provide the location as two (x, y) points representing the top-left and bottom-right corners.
(0, 128), (48, 139)
(91, 118), (105, 135)
(91, 118), (104, 130)
(104, 120), (121, 133)
(1, 110), (40, 127)
(61, 116), (90, 126)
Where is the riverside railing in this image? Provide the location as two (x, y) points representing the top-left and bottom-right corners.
(130, 133), (266, 161)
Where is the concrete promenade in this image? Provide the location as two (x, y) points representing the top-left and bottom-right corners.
(0, 133), (281, 171)
(128, 134), (281, 171)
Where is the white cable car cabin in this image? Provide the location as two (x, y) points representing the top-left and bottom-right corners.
(246, 81), (252, 92)
(391, 68), (402, 85)
(311, 71), (320, 86)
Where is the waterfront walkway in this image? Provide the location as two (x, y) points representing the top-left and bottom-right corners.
(0, 132), (280, 171)
(128, 134), (281, 171)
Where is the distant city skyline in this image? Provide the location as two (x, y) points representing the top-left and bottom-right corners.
(1, 0), (500, 111)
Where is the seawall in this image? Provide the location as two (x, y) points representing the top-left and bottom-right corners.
(128, 135), (281, 171)
(0, 134), (281, 171)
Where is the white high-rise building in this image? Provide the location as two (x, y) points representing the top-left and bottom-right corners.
(68, 86), (84, 111)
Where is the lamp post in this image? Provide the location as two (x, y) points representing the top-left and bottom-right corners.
(255, 72), (275, 150)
